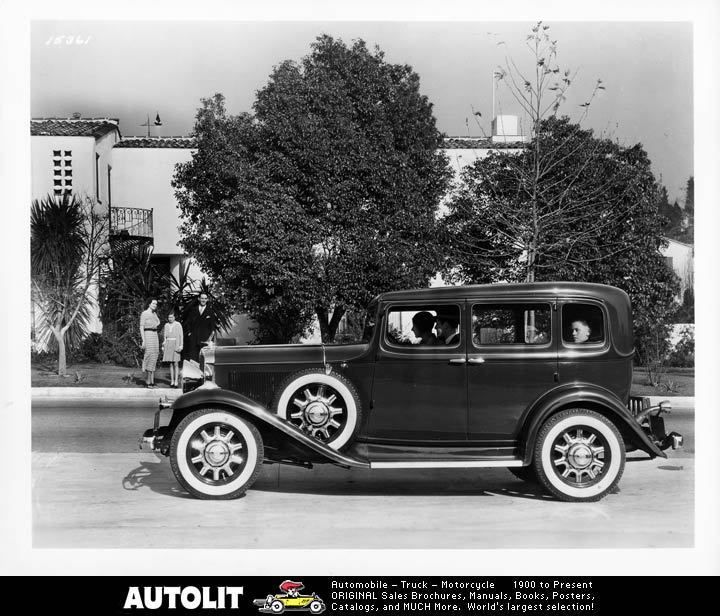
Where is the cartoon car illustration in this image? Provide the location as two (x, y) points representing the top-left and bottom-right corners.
(253, 580), (325, 614)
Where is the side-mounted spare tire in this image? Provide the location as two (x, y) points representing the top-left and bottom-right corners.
(170, 408), (264, 500)
(533, 408), (625, 502)
(272, 368), (362, 450)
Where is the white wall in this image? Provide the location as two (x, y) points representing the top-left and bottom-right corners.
(31, 136), (95, 203)
(111, 146), (194, 255)
(96, 131), (119, 212)
(661, 238), (694, 298)
(31, 132), (118, 213)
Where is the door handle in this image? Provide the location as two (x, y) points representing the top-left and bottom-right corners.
(448, 358), (467, 365)
(468, 357), (485, 364)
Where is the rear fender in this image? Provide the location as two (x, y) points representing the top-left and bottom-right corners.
(170, 387), (369, 469)
(520, 385), (667, 464)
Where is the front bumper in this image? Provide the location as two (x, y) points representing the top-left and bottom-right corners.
(629, 396), (684, 451)
(138, 397), (173, 454)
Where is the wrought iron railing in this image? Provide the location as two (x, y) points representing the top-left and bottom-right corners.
(110, 206), (153, 238)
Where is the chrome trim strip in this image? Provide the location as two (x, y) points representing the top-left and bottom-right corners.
(370, 460), (523, 469)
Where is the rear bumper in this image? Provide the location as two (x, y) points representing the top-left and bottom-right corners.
(628, 396), (683, 451)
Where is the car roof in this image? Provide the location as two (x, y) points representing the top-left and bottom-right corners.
(380, 282), (629, 303)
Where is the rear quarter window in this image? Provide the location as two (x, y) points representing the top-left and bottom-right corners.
(562, 303), (605, 345)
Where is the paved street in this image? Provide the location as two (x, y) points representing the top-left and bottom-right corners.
(32, 400), (694, 549)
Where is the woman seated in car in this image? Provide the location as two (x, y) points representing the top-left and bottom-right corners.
(411, 311), (438, 345)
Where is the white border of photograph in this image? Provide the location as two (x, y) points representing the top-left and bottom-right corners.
(2, 0), (718, 576)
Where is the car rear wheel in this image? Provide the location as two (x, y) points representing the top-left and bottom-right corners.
(273, 369), (362, 450)
(309, 600), (325, 614)
(533, 408), (625, 502)
(170, 408), (263, 500)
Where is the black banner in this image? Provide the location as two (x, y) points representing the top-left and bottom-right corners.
(0, 576), (706, 614)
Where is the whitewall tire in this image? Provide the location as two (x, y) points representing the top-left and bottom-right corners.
(533, 408), (625, 502)
(170, 408), (263, 500)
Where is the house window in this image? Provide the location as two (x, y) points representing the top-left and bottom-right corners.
(53, 149), (72, 197)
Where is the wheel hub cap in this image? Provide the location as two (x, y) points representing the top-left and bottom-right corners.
(306, 401), (330, 425)
(567, 444), (593, 469)
(205, 441), (230, 466)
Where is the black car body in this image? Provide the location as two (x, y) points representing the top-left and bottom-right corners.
(140, 282), (682, 502)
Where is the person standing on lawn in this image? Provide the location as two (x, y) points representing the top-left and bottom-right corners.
(161, 311), (183, 387)
(183, 292), (217, 362)
(139, 298), (160, 388)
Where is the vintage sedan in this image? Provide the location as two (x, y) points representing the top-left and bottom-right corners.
(140, 282), (682, 502)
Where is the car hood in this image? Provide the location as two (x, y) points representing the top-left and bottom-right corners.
(214, 343), (370, 366)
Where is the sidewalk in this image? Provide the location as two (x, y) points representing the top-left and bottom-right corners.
(30, 386), (694, 407)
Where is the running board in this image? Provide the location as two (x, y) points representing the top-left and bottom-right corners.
(369, 460), (523, 469)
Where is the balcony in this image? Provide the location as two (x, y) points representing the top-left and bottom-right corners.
(110, 206), (153, 241)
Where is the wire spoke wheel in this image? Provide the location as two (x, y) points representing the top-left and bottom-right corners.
(288, 383), (346, 442)
(186, 423), (247, 486)
(550, 426), (608, 487)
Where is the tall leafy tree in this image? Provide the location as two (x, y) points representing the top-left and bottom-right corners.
(442, 22), (679, 354)
(31, 193), (107, 375)
(174, 35), (451, 342)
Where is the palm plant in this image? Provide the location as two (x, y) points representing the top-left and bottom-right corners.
(98, 242), (169, 366)
(31, 193), (107, 375)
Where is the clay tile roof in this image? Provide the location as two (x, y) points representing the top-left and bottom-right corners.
(114, 136), (197, 149)
(31, 118), (120, 139)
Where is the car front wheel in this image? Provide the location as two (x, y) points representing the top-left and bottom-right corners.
(170, 408), (263, 500)
(533, 408), (625, 502)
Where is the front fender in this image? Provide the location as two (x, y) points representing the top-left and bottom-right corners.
(520, 384), (667, 464)
(171, 387), (369, 469)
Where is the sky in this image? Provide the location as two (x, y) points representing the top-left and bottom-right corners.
(30, 20), (693, 202)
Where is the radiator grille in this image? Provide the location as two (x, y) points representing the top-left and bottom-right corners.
(227, 371), (291, 407)
(627, 395), (650, 417)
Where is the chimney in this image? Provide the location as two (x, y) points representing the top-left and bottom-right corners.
(491, 115), (528, 143)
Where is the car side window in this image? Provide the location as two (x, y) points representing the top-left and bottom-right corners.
(385, 304), (461, 348)
(562, 303), (605, 345)
(472, 303), (551, 346)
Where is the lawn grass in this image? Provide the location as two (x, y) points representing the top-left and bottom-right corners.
(31, 360), (176, 388)
(631, 367), (694, 397)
